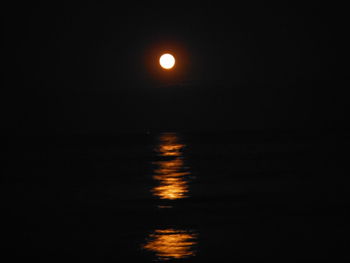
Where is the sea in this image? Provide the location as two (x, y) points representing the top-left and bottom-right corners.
(3, 130), (348, 262)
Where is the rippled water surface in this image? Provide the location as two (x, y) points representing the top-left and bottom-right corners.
(3, 131), (347, 262)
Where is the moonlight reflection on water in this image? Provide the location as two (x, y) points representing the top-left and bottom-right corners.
(142, 133), (198, 261)
(143, 229), (197, 260)
(151, 133), (192, 200)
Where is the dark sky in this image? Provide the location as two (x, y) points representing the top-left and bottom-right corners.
(4, 1), (346, 135)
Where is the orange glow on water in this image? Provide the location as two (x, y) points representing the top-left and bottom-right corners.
(151, 133), (191, 200)
(157, 144), (184, 156)
(155, 132), (185, 156)
(143, 133), (198, 261)
(143, 229), (197, 260)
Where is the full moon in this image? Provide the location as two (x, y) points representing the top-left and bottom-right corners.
(159, 53), (175, 69)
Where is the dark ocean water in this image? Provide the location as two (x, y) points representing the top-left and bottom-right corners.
(3, 131), (348, 262)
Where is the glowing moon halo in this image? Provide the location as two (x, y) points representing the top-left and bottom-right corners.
(159, 53), (175, 69)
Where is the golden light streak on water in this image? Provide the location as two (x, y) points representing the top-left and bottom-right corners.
(151, 133), (191, 200)
(143, 229), (197, 260)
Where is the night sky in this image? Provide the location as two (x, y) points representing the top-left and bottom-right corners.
(3, 3), (348, 261)
(4, 1), (345, 135)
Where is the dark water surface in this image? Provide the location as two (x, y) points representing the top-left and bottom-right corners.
(3, 131), (348, 262)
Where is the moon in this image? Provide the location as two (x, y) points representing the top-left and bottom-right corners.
(159, 53), (175, 70)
